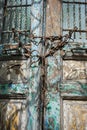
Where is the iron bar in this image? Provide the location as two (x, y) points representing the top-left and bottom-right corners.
(12, 29), (62, 40)
(3, 28), (61, 40)
(2, 30), (30, 33)
(0, 94), (27, 99)
(63, 29), (87, 33)
(5, 4), (32, 8)
(0, 55), (27, 61)
(63, 1), (87, 5)
(63, 55), (87, 61)
(1, 0), (7, 43)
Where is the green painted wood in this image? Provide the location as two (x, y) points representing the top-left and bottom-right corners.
(60, 81), (87, 96)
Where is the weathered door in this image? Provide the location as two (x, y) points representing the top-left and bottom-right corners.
(0, 0), (31, 122)
(0, 0), (43, 130)
(60, 0), (87, 130)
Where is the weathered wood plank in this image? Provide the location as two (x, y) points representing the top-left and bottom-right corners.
(46, 0), (61, 36)
(0, 99), (28, 130)
(45, 1), (62, 129)
(60, 81), (87, 97)
(80, 0), (86, 41)
(63, 60), (87, 82)
(62, 2), (68, 30)
(63, 100), (87, 130)
(28, 1), (43, 130)
(0, 0), (5, 43)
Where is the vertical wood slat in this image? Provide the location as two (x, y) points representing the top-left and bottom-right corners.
(69, 4), (73, 29)
(22, 0), (26, 5)
(69, 3), (75, 40)
(0, 0), (5, 43)
(80, 0), (86, 42)
(46, 0), (61, 36)
(30, 0), (43, 130)
(62, 3), (68, 36)
(45, 1), (62, 130)
(60, 97), (64, 130)
(63, 0), (87, 43)
(74, 1), (79, 41)
(5, 0), (30, 30)
(2, 0), (31, 44)
(86, 1), (87, 39)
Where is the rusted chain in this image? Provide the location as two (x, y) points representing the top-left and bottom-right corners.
(3, 27), (77, 65)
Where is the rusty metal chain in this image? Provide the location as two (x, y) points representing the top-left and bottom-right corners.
(2, 27), (78, 65)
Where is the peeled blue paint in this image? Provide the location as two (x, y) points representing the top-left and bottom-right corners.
(60, 81), (87, 96)
(45, 94), (60, 130)
(0, 83), (28, 94)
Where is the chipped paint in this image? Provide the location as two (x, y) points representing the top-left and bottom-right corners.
(63, 100), (87, 130)
(27, 0), (43, 130)
(0, 0), (43, 130)
(0, 99), (28, 130)
(63, 60), (87, 82)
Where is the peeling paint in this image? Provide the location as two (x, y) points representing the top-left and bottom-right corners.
(63, 100), (87, 130)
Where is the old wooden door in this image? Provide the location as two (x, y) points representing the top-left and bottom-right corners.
(60, 0), (87, 130)
(0, 0), (33, 130)
(0, 0), (43, 130)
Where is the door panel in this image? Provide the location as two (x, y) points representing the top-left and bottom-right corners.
(0, 60), (30, 94)
(0, 99), (28, 130)
(0, 60), (29, 84)
(63, 100), (87, 130)
(63, 60), (87, 82)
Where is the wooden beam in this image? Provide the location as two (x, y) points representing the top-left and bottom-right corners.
(46, 0), (61, 36)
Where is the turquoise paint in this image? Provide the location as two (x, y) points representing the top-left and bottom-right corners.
(27, 0), (43, 130)
(45, 52), (62, 130)
(0, 83), (28, 94)
(60, 81), (87, 96)
(45, 93), (60, 130)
